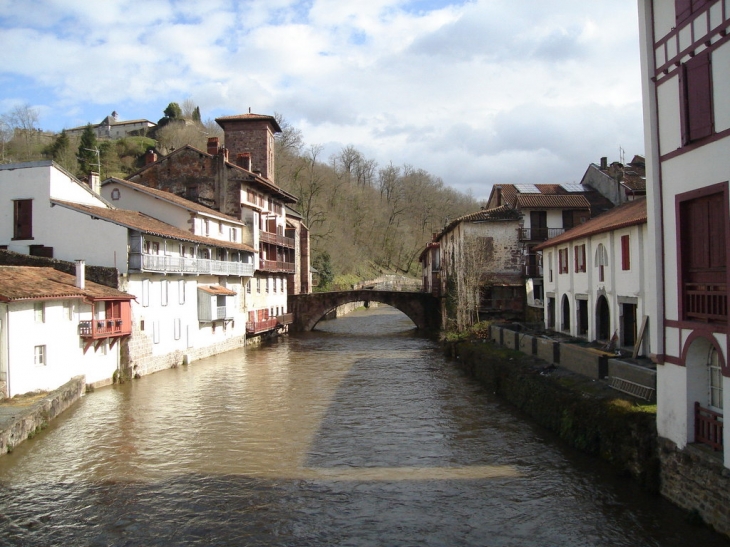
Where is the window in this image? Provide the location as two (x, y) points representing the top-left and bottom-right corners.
(174, 318), (181, 340)
(186, 185), (198, 200)
(152, 242), (160, 255)
(219, 221), (223, 234)
(34, 302), (45, 323)
(34, 345), (46, 366)
(63, 300), (73, 321)
(621, 235), (630, 270)
(161, 280), (168, 306)
(13, 199), (33, 240)
(676, 0), (710, 24)
(595, 244), (608, 282)
(246, 279), (251, 294)
(548, 252), (553, 282)
(204, 219), (210, 236)
(180, 244), (186, 258)
(574, 244), (586, 273)
(680, 49), (713, 145)
(153, 320), (160, 344)
(178, 279), (185, 305)
(142, 279), (150, 307)
(266, 277), (271, 293)
(558, 248), (569, 274)
(256, 278), (261, 293)
(708, 347), (723, 410)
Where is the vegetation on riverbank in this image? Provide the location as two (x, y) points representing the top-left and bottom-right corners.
(445, 337), (660, 492)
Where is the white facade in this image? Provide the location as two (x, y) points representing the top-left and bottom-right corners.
(639, 0), (730, 463)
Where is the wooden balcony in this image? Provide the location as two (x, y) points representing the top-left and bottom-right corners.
(79, 318), (131, 338)
(246, 318), (279, 334)
(695, 402), (723, 451)
(259, 230), (296, 249)
(518, 227), (565, 242)
(259, 259), (296, 273)
(140, 254), (254, 277)
(685, 283), (727, 323)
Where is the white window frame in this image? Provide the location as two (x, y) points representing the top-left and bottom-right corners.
(142, 279), (150, 307)
(161, 279), (168, 306)
(34, 344), (46, 366)
(178, 279), (185, 305)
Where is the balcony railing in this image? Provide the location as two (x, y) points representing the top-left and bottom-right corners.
(277, 313), (294, 326)
(259, 259), (296, 273)
(518, 227), (565, 242)
(259, 231), (296, 249)
(685, 283), (728, 323)
(695, 402), (723, 451)
(78, 319), (131, 338)
(141, 254), (254, 277)
(246, 318), (279, 334)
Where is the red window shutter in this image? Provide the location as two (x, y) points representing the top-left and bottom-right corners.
(621, 235), (630, 270)
(683, 51), (713, 143)
(676, 0), (692, 23)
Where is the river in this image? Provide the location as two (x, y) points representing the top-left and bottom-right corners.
(0, 306), (727, 546)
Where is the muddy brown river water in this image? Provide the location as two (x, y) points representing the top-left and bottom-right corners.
(0, 306), (728, 546)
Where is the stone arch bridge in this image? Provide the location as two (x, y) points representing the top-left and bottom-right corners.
(287, 290), (441, 332)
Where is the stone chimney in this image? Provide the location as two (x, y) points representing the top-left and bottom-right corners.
(600, 157), (608, 170)
(75, 260), (85, 290)
(145, 150), (157, 165)
(207, 137), (219, 156)
(88, 172), (101, 194)
(236, 153), (252, 171)
(220, 147), (229, 162)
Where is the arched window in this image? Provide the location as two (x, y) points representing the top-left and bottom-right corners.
(595, 244), (608, 282)
(708, 347), (723, 411)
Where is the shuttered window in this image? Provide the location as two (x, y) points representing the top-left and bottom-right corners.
(574, 244), (586, 273)
(681, 50), (713, 144)
(621, 235), (631, 270)
(676, 0), (709, 24)
(558, 248), (569, 274)
(13, 199), (33, 240)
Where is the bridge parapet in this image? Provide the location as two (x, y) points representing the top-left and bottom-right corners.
(288, 290), (441, 332)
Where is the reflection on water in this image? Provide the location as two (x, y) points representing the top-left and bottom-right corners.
(0, 306), (728, 546)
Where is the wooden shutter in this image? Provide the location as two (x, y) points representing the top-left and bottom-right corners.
(681, 192), (726, 283)
(13, 199), (32, 240)
(621, 235), (630, 270)
(682, 51), (713, 143)
(676, 0), (692, 23)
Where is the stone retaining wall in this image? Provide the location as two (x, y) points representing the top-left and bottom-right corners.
(0, 376), (85, 456)
(659, 438), (730, 536)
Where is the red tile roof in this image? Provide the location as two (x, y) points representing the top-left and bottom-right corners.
(51, 200), (255, 253)
(0, 266), (132, 302)
(490, 183), (614, 217)
(215, 113), (282, 132)
(198, 285), (237, 296)
(533, 197), (647, 251)
(439, 205), (521, 240)
(515, 194), (591, 209)
(103, 178), (244, 224)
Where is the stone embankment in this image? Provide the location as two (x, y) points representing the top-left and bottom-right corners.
(0, 376), (85, 456)
(446, 339), (660, 491)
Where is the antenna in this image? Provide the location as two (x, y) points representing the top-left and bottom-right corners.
(619, 146), (625, 165)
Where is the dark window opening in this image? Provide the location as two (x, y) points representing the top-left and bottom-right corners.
(561, 295), (571, 332)
(577, 299), (589, 337)
(622, 303), (637, 347)
(596, 296), (610, 341)
(13, 199), (33, 240)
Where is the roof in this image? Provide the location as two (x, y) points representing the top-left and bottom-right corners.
(489, 183), (614, 217)
(198, 285), (237, 296)
(215, 113), (282, 133)
(533, 197), (647, 251)
(102, 178), (244, 225)
(439, 205), (521, 240)
(51, 200), (255, 254)
(0, 266), (132, 302)
(514, 194), (591, 210)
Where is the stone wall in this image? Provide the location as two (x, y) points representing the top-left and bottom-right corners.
(659, 438), (730, 536)
(0, 376), (85, 456)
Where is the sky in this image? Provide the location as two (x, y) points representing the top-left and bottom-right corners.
(0, 0), (644, 200)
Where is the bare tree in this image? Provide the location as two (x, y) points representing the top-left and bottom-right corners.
(4, 104), (40, 160)
(453, 234), (494, 330)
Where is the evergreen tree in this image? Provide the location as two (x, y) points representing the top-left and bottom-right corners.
(313, 251), (334, 291)
(192, 106), (201, 123)
(164, 102), (182, 120)
(77, 124), (99, 176)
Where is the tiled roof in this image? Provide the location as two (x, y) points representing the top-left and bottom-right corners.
(102, 178), (244, 224)
(51, 200), (255, 253)
(215, 113), (282, 132)
(491, 183), (614, 217)
(198, 285), (237, 296)
(515, 194), (591, 209)
(533, 197), (647, 251)
(0, 266), (132, 302)
(439, 205), (521, 240)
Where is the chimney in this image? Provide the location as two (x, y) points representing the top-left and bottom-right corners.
(236, 153), (252, 171)
(207, 137), (219, 155)
(145, 150), (158, 165)
(75, 260), (85, 290)
(600, 157), (608, 170)
(220, 147), (229, 162)
(88, 172), (100, 194)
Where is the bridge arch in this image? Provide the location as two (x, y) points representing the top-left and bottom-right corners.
(287, 290), (441, 332)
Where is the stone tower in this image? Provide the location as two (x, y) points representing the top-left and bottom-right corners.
(215, 113), (282, 184)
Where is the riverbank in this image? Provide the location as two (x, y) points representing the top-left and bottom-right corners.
(0, 376), (85, 456)
(446, 339), (660, 492)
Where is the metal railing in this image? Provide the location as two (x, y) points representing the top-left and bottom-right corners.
(141, 254), (254, 277)
(259, 259), (296, 273)
(695, 402), (723, 451)
(685, 283), (727, 323)
(246, 318), (279, 334)
(518, 227), (565, 242)
(259, 231), (296, 249)
(78, 319), (130, 338)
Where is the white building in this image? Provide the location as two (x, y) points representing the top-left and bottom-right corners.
(638, 0), (730, 533)
(535, 198), (650, 353)
(0, 265), (133, 397)
(0, 160), (257, 378)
